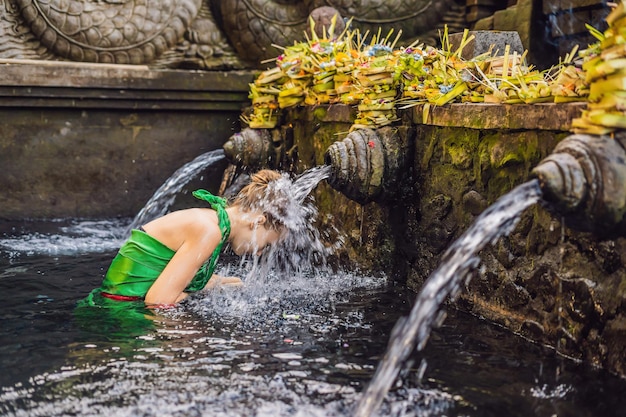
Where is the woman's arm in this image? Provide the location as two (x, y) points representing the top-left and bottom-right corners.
(144, 213), (221, 305)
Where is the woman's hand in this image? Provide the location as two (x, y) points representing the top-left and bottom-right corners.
(204, 274), (243, 289)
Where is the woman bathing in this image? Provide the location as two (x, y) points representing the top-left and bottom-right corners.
(81, 170), (289, 308)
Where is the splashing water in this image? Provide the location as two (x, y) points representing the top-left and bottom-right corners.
(227, 165), (337, 282)
(240, 165), (332, 231)
(354, 179), (543, 417)
(126, 149), (226, 234)
(269, 166), (336, 276)
(293, 165), (332, 203)
(184, 263), (381, 333)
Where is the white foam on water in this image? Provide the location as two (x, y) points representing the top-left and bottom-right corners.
(529, 383), (573, 399)
(0, 219), (127, 257)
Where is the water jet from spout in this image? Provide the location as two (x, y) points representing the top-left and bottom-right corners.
(126, 149), (226, 235)
(353, 179), (543, 417)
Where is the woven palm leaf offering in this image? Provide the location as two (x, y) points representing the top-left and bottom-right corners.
(333, 44), (360, 104)
(350, 28), (404, 130)
(272, 32), (316, 110)
(241, 15), (353, 128)
(297, 16), (361, 105)
(243, 18), (597, 132)
(305, 43), (351, 104)
(547, 45), (589, 103)
(468, 44), (560, 105)
(276, 49), (312, 110)
(572, 2), (626, 135)
(394, 43), (438, 100)
(396, 27), (474, 108)
(302, 15), (352, 106)
(243, 69), (283, 129)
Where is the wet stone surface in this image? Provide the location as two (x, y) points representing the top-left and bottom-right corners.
(281, 105), (626, 377)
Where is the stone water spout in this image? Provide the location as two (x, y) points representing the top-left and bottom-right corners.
(221, 126), (294, 196)
(222, 128), (279, 170)
(324, 127), (411, 205)
(223, 126), (411, 205)
(531, 133), (626, 237)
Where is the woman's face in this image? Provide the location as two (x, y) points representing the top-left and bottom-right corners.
(231, 215), (283, 256)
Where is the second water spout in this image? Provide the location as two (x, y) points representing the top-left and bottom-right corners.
(324, 127), (411, 204)
(531, 133), (626, 237)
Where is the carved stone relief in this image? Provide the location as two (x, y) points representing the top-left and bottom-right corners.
(0, 0), (467, 69)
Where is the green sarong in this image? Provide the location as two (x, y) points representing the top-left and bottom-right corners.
(80, 190), (230, 306)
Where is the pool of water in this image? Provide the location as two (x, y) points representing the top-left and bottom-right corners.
(1, 219), (625, 417)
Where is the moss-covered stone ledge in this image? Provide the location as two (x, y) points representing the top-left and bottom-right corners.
(409, 102), (586, 131)
(397, 103), (626, 377)
(283, 101), (626, 376)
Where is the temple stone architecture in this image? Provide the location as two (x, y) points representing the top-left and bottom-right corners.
(2, 0), (625, 378)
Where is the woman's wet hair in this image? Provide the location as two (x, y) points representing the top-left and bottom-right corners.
(231, 170), (290, 231)
(229, 167), (336, 274)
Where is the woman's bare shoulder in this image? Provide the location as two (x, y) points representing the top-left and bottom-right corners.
(144, 208), (220, 250)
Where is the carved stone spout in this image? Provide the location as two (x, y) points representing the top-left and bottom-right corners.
(324, 127), (411, 205)
(531, 133), (626, 237)
(222, 128), (277, 170)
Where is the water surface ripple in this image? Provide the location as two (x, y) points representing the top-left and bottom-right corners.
(2, 180), (626, 417)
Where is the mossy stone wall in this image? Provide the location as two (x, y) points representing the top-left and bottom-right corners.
(281, 105), (400, 272)
(288, 102), (626, 377)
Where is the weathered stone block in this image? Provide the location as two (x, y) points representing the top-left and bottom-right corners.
(0, 61), (254, 219)
(493, 0), (533, 48)
(449, 30), (524, 60)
